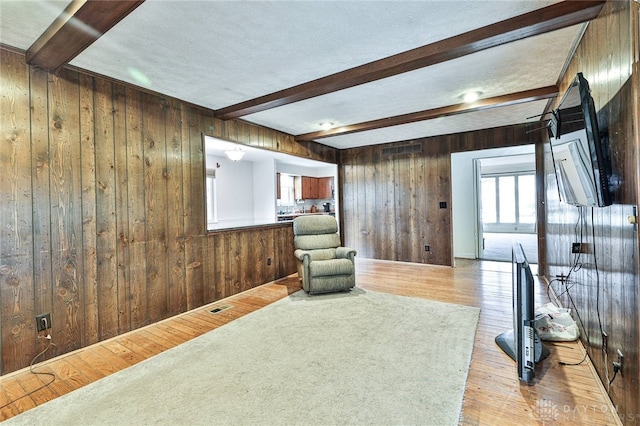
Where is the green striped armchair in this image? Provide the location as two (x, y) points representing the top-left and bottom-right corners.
(293, 215), (357, 294)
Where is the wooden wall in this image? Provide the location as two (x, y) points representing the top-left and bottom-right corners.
(339, 125), (544, 266)
(0, 48), (334, 375)
(544, 0), (639, 422)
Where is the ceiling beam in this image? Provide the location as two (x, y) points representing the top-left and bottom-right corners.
(26, 0), (145, 72)
(294, 86), (559, 142)
(215, 0), (603, 120)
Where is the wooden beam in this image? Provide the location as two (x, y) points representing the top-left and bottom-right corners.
(295, 86), (559, 141)
(215, 1), (603, 120)
(26, 0), (145, 72)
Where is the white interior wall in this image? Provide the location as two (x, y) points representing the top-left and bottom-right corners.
(253, 159), (277, 221)
(209, 154), (254, 223)
(451, 145), (535, 259)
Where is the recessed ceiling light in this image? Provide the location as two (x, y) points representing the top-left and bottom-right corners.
(319, 121), (334, 130)
(461, 91), (482, 103)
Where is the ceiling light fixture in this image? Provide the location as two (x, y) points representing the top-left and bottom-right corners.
(225, 148), (246, 161)
(461, 91), (482, 103)
(319, 121), (334, 130)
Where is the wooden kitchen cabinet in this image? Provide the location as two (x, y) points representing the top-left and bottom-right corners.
(301, 176), (318, 199)
(317, 177), (333, 199)
(292, 176), (334, 200)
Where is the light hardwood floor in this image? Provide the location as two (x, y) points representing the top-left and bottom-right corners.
(0, 258), (620, 425)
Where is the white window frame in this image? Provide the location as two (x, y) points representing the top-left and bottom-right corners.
(481, 171), (536, 234)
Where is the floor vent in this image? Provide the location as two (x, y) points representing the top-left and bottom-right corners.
(210, 305), (232, 314)
(382, 143), (422, 156)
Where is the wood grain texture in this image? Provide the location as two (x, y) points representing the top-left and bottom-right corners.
(0, 259), (621, 425)
(0, 49), (313, 375)
(339, 125), (541, 266)
(30, 66), (54, 352)
(124, 87), (148, 330)
(0, 48), (35, 374)
(543, 1), (639, 421)
(48, 68), (83, 356)
(183, 108), (205, 309)
(79, 72), (99, 347)
(165, 98), (187, 317)
(113, 84), (131, 335)
(94, 77), (118, 341)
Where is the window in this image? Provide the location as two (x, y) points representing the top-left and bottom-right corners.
(481, 172), (536, 233)
(277, 173), (295, 208)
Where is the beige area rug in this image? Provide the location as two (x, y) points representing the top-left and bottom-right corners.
(7, 289), (480, 426)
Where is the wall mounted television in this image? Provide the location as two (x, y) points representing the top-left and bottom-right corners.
(495, 243), (549, 384)
(548, 72), (612, 207)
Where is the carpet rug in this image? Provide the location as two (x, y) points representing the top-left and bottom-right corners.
(7, 289), (480, 425)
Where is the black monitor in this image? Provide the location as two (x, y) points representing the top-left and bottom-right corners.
(548, 72), (613, 207)
(495, 243), (549, 384)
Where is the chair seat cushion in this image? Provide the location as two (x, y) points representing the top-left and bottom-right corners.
(309, 258), (354, 278)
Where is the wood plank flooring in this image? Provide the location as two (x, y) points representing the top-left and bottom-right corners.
(0, 258), (620, 425)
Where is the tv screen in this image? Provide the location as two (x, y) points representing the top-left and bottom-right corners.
(495, 243), (549, 384)
(548, 72), (612, 207)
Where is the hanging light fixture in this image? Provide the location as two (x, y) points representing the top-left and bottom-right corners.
(225, 148), (245, 161)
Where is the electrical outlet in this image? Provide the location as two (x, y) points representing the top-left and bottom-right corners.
(267, 257), (272, 266)
(571, 243), (582, 254)
(35, 313), (51, 332)
(424, 245), (430, 252)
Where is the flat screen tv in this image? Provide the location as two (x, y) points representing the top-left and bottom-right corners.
(548, 72), (612, 207)
(495, 243), (549, 384)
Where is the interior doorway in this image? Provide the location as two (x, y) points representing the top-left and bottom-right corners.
(476, 154), (538, 263)
(451, 145), (538, 264)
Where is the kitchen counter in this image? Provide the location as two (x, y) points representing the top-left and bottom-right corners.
(207, 212), (336, 232)
(276, 211), (334, 221)
(207, 219), (293, 233)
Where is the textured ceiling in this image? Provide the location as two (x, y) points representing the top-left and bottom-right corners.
(0, 0), (586, 150)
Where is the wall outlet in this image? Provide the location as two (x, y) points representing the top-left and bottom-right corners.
(36, 313), (51, 332)
(571, 243), (582, 254)
(267, 257), (272, 266)
(424, 245), (430, 252)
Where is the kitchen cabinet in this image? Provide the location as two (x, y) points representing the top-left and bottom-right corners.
(318, 177), (333, 199)
(302, 176), (319, 199)
(293, 175), (334, 200)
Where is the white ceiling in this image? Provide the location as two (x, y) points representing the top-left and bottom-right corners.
(0, 0), (585, 150)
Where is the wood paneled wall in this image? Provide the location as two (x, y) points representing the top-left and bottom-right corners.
(0, 48), (332, 375)
(544, 1), (639, 422)
(339, 125), (544, 266)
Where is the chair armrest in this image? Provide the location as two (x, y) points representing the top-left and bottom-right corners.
(336, 246), (357, 259)
(294, 249), (311, 262)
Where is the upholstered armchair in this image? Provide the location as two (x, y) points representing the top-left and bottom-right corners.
(293, 215), (357, 294)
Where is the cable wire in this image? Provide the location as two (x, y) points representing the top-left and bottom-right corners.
(0, 335), (56, 410)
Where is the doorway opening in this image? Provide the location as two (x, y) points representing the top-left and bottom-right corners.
(451, 145), (537, 265)
(476, 154), (538, 263)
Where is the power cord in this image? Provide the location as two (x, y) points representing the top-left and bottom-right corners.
(609, 361), (621, 386)
(0, 333), (56, 410)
